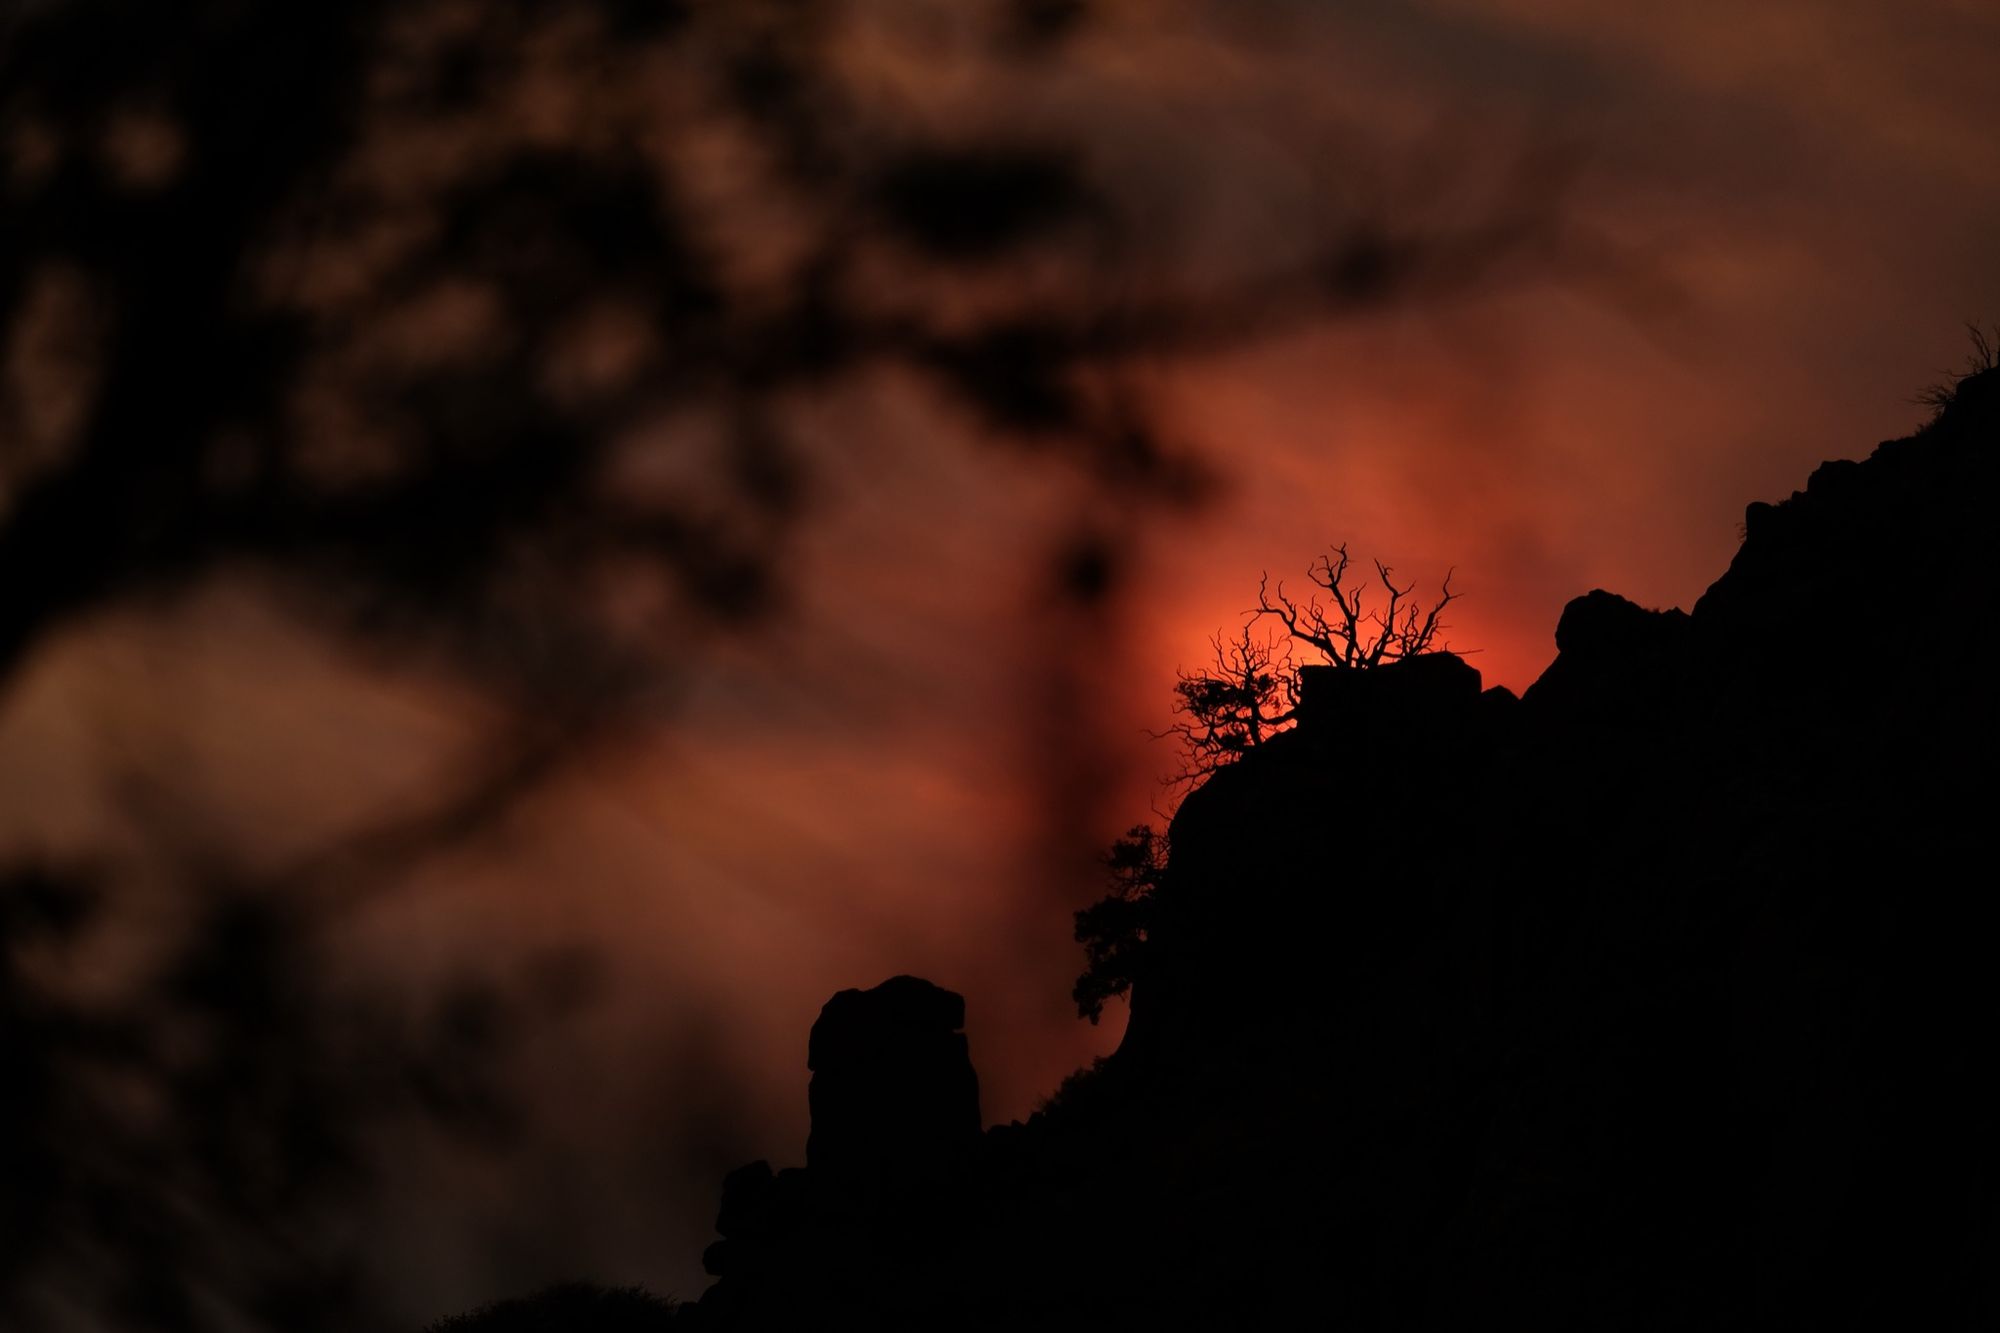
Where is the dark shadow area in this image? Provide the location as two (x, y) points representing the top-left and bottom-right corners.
(428, 1284), (682, 1333)
(548, 364), (2000, 1329)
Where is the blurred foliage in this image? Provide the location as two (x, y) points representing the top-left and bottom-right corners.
(0, 0), (1551, 712)
(0, 860), (575, 1329)
(0, 0), (1567, 1324)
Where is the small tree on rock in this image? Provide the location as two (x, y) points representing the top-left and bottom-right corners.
(1158, 542), (1459, 781)
(1078, 544), (1459, 1021)
(1155, 626), (1299, 786)
(1255, 542), (1457, 669)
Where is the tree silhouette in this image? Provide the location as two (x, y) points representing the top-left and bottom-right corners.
(1072, 824), (1166, 1024)
(1256, 543), (1459, 670)
(1156, 626), (1298, 786)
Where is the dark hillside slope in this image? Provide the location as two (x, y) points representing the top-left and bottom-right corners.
(437, 368), (2000, 1331)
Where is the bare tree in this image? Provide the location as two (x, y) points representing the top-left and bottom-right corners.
(1255, 543), (1458, 669)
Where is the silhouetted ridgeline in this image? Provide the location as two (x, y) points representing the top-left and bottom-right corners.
(432, 369), (2000, 1329)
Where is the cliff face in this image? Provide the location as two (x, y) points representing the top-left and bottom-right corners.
(1109, 369), (1999, 1329)
(1127, 366), (2000, 1330)
(445, 371), (2000, 1331)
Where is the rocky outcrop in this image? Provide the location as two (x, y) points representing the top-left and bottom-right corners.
(1291, 651), (1484, 727)
(689, 978), (984, 1330)
(485, 367), (2000, 1331)
(806, 975), (980, 1191)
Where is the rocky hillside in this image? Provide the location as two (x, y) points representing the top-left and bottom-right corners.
(436, 366), (2000, 1330)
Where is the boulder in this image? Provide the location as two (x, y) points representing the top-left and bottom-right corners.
(1551, 589), (1690, 663)
(805, 976), (981, 1191)
(1291, 652), (1483, 730)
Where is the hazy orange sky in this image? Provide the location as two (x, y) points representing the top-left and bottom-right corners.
(4, 0), (1999, 1315)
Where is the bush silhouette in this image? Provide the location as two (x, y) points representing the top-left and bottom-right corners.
(1916, 322), (1999, 419)
(1072, 824), (1166, 1024)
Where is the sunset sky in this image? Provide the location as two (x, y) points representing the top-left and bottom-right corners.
(4, 0), (1999, 1318)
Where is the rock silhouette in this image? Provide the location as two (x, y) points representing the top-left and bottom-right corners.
(434, 368), (2000, 1329)
(670, 981), (985, 1329)
(805, 976), (982, 1190)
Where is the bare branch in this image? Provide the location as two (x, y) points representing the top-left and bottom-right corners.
(1252, 541), (1455, 672)
(1153, 622), (1298, 790)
